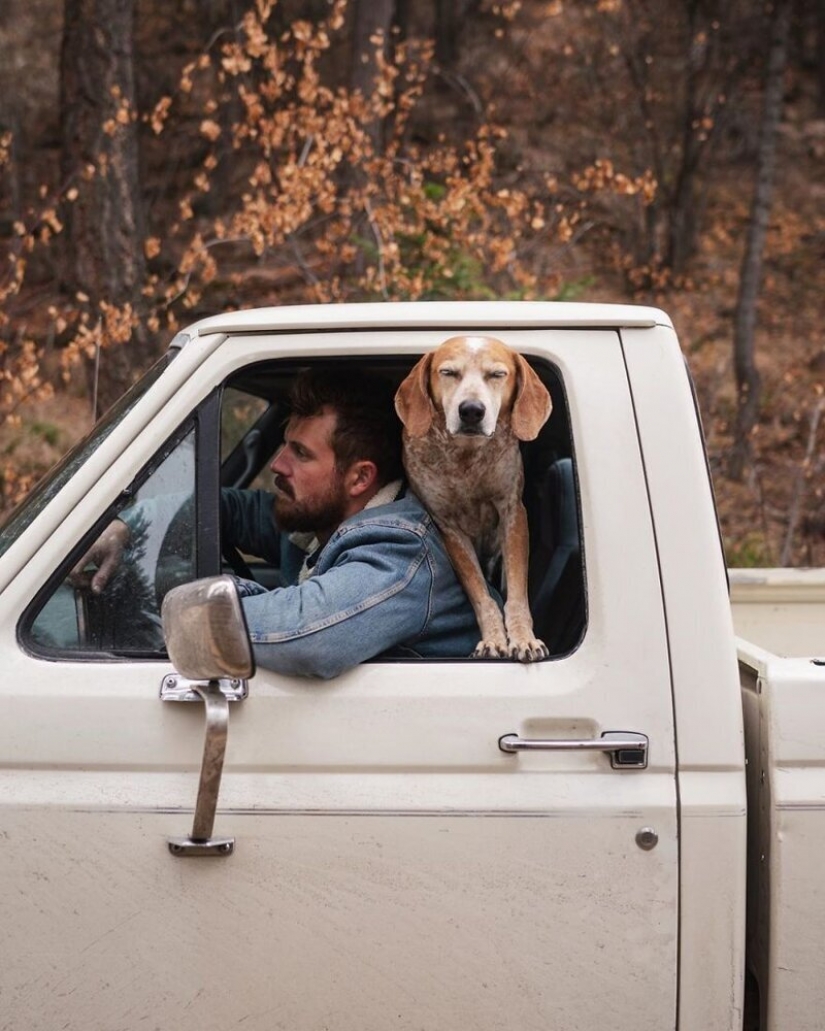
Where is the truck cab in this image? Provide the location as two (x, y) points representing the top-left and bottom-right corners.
(0, 302), (746, 1031)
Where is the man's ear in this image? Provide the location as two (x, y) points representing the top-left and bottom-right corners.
(346, 460), (379, 498)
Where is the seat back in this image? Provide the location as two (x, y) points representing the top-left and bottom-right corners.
(527, 457), (586, 655)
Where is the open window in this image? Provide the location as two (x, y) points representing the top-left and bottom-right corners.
(218, 356), (586, 659)
(20, 354), (585, 662)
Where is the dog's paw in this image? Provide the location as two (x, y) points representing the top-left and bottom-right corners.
(508, 637), (550, 663)
(473, 637), (510, 659)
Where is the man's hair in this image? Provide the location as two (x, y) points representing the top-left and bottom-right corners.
(288, 367), (404, 486)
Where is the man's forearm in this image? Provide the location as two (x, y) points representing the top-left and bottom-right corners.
(220, 488), (281, 563)
(239, 533), (433, 679)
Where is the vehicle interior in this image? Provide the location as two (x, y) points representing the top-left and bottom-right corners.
(23, 355), (586, 662)
(220, 356), (586, 659)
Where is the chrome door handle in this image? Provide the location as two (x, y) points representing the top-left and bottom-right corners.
(498, 731), (648, 769)
(165, 680), (237, 856)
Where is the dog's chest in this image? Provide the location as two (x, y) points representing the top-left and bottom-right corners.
(402, 429), (520, 548)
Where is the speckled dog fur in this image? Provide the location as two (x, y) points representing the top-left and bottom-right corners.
(395, 335), (552, 662)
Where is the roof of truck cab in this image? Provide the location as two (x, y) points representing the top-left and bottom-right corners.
(173, 300), (673, 344)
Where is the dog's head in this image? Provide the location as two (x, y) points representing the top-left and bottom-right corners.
(395, 336), (552, 440)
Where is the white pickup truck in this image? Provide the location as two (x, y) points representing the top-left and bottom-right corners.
(1, 301), (823, 1031)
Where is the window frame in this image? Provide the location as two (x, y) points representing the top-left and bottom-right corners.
(17, 349), (588, 665)
(217, 354), (587, 662)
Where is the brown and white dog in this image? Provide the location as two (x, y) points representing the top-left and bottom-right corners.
(395, 335), (552, 662)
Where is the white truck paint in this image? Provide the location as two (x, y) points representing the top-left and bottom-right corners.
(0, 301), (821, 1031)
(731, 567), (825, 657)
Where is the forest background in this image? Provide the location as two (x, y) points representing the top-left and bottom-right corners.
(0, 0), (823, 567)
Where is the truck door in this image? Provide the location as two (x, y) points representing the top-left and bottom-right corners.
(0, 327), (678, 1031)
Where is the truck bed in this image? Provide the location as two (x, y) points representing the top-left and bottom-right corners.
(731, 567), (825, 657)
(739, 635), (825, 1031)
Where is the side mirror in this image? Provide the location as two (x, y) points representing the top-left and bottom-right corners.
(161, 574), (255, 681)
(160, 576), (254, 858)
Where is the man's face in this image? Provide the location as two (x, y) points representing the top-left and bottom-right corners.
(269, 407), (349, 535)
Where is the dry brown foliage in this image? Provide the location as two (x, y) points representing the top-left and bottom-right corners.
(1, 0), (643, 513)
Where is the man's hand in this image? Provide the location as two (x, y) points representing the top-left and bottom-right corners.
(69, 520), (130, 594)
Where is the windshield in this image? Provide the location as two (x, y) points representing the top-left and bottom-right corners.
(0, 352), (177, 558)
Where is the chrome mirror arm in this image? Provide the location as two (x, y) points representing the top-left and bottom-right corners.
(167, 680), (235, 857)
(160, 575), (255, 856)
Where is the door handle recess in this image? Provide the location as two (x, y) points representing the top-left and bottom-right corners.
(165, 679), (238, 856)
(498, 731), (649, 769)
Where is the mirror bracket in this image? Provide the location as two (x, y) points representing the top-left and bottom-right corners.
(164, 679), (236, 858)
(160, 672), (248, 703)
(168, 836), (234, 857)
(160, 575), (254, 857)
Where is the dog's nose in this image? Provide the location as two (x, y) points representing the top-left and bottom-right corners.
(458, 400), (486, 426)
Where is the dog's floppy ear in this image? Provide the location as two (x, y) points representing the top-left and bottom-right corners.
(511, 354), (552, 441)
(395, 353), (435, 437)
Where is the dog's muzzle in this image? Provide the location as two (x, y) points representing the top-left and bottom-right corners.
(457, 399), (487, 435)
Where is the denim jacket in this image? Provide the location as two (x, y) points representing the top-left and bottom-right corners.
(221, 487), (481, 678)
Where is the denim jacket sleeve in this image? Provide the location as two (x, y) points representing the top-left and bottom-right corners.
(238, 516), (437, 679)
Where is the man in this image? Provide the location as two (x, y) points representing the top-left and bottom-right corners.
(76, 369), (481, 678)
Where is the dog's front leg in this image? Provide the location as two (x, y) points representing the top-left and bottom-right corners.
(440, 526), (509, 658)
(502, 502), (549, 663)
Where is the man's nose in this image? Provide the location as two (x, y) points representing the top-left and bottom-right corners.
(270, 445), (288, 475)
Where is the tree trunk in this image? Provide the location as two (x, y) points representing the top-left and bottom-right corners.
(665, 0), (701, 273)
(666, 151), (699, 274)
(818, 2), (825, 117)
(434, 0), (462, 69)
(728, 0), (791, 481)
(60, 0), (147, 415)
(350, 0), (396, 153)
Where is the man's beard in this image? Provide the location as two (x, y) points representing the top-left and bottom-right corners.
(273, 475), (349, 536)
